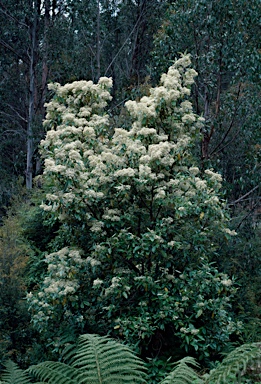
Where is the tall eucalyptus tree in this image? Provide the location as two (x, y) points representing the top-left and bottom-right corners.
(0, 0), (46, 190)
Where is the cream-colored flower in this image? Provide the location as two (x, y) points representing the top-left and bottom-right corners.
(205, 169), (223, 182)
(223, 228), (237, 236)
(221, 279), (233, 287)
(93, 278), (103, 287)
(114, 168), (136, 178)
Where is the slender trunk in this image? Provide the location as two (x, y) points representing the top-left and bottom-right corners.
(201, 85), (210, 161)
(201, 48), (223, 162)
(26, 1), (38, 189)
(131, 0), (147, 83)
(96, 0), (101, 81)
(41, 0), (50, 116)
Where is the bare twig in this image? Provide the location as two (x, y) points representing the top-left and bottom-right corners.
(210, 83), (242, 156)
(5, 103), (28, 123)
(213, 129), (240, 155)
(104, 8), (144, 76)
(235, 202), (260, 230)
(229, 186), (260, 206)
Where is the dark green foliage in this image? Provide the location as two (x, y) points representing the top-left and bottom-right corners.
(145, 357), (173, 384)
(159, 343), (261, 384)
(151, 0), (261, 201)
(217, 216), (261, 337)
(0, 202), (32, 366)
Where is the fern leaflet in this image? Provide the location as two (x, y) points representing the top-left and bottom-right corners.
(160, 356), (204, 384)
(1, 360), (31, 384)
(206, 342), (261, 384)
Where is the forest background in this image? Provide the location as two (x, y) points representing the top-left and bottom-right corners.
(0, 0), (260, 383)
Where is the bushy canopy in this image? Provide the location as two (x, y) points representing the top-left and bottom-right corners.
(28, 55), (240, 360)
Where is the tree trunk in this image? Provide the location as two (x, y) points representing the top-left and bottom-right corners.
(41, 0), (50, 116)
(96, 0), (101, 81)
(26, 0), (39, 189)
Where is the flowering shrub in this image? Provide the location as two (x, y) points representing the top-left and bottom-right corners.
(28, 55), (240, 359)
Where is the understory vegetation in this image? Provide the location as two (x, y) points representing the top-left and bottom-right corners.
(0, 334), (260, 384)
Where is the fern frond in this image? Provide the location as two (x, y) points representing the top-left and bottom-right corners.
(1, 360), (31, 384)
(29, 334), (147, 384)
(27, 361), (78, 384)
(206, 342), (261, 384)
(160, 356), (204, 384)
(71, 334), (148, 383)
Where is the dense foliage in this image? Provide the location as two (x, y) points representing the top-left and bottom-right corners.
(25, 56), (242, 362)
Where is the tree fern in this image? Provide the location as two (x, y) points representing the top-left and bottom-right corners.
(206, 342), (261, 384)
(159, 356), (204, 384)
(29, 333), (148, 384)
(0, 360), (31, 384)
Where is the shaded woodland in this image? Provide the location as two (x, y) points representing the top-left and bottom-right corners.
(0, 1), (260, 382)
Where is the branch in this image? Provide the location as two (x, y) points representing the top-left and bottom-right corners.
(235, 201), (260, 230)
(124, 258), (142, 275)
(5, 103), (28, 123)
(0, 1), (29, 28)
(0, 38), (29, 65)
(0, 130), (26, 138)
(108, 98), (129, 114)
(104, 8), (144, 76)
(229, 185), (259, 206)
(0, 112), (26, 131)
(212, 128), (240, 155)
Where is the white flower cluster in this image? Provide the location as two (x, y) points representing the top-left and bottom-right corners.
(104, 276), (122, 297)
(40, 77), (113, 216)
(204, 169), (223, 184)
(125, 55), (200, 133)
(93, 278), (103, 287)
(86, 256), (101, 267)
(40, 56), (209, 224)
(102, 208), (121, 222)
(27, 247), (85, 326)
(221, 278), (233, 287)
(180, 327), (199, 335)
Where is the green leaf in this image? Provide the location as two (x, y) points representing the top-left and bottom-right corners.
(196, 309), (203, 318)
